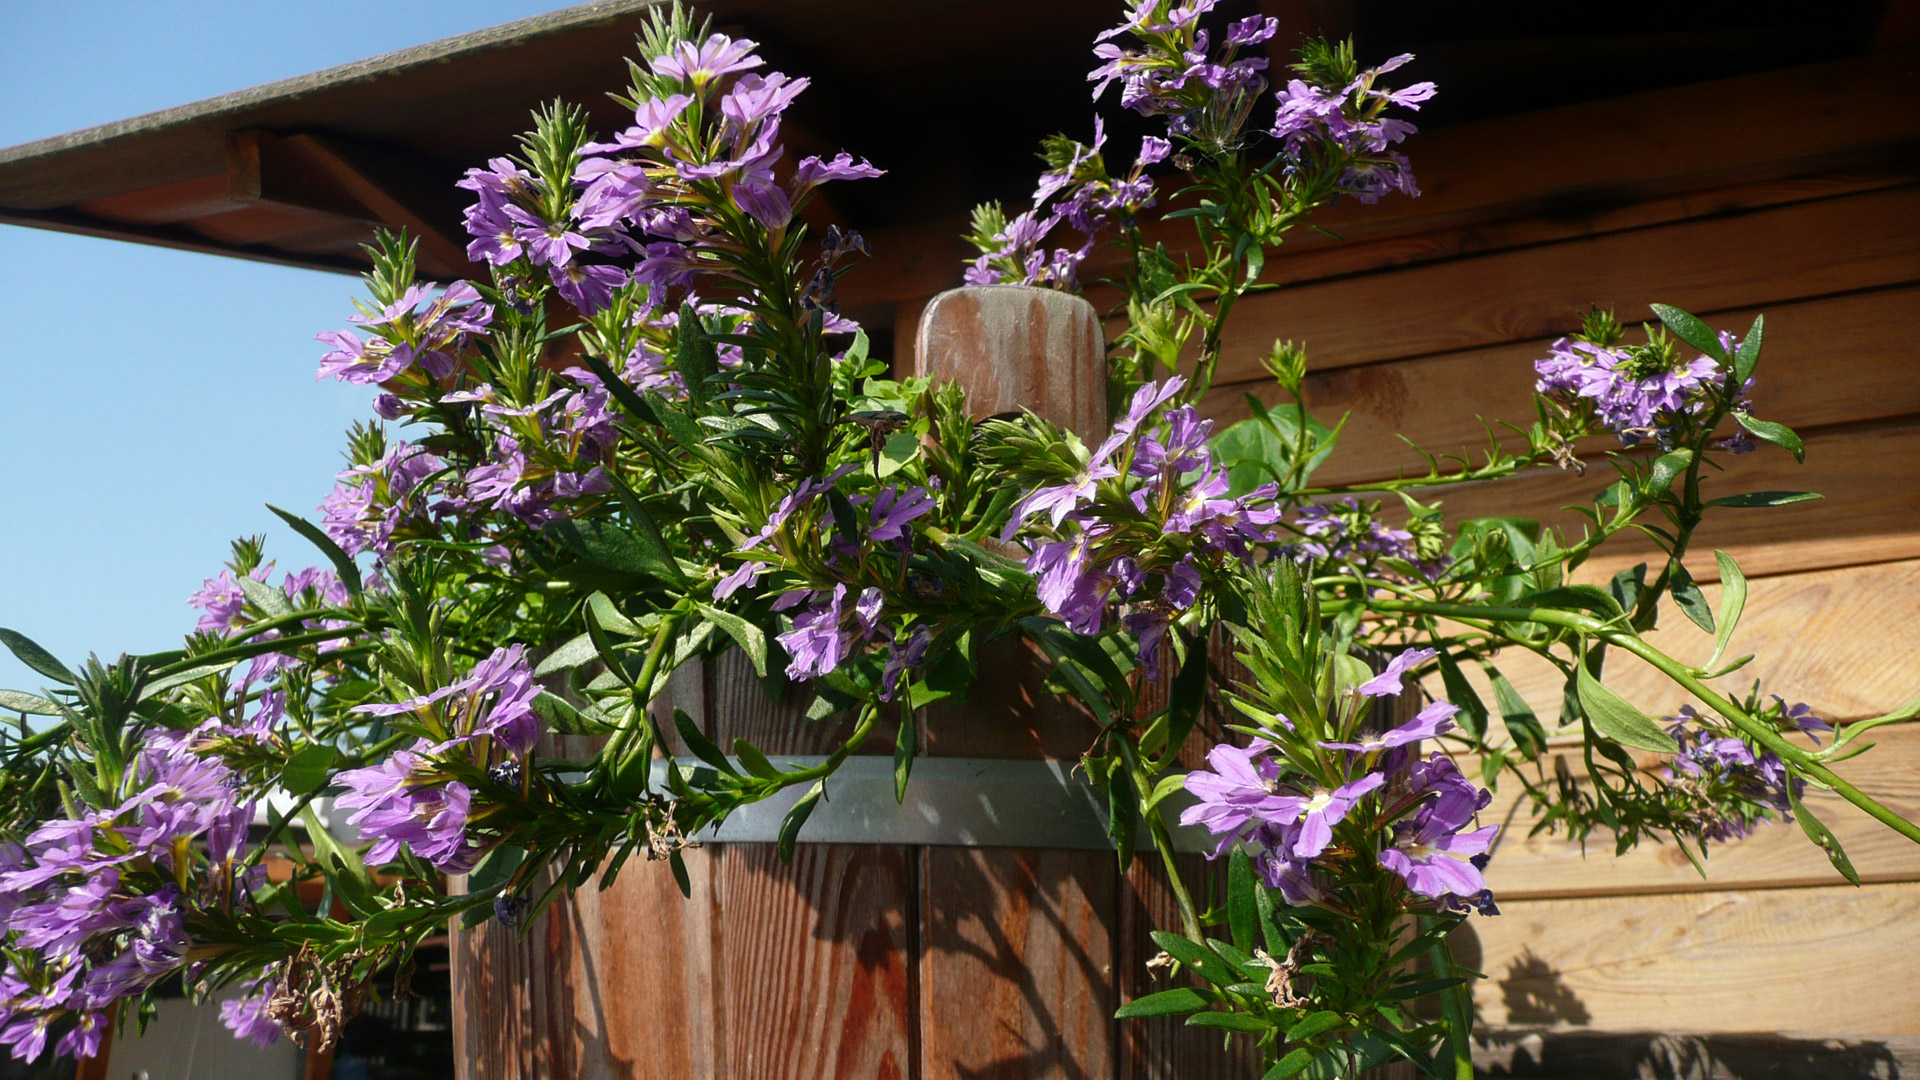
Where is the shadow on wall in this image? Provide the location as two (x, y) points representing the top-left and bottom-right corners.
(1476, 1029), (1911, 1079)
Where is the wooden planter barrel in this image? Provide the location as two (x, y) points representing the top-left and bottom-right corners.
(448, 286), (1264, 1079)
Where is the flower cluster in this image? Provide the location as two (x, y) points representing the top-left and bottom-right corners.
(1534, 323), (1744, 448)
(1010, 377), (1280, 674)
(964, 122), (1167, 289)
(1287, 497), (1450, 581)
(1089, 1), (1277, 140)
(334, 645), (544, 873)
(1661, 703), (1827, 845)
(319, 439), (446, 561)
(316, 281), (492, 387)
(1269, 51), (1434, 203)
(1181, 648), (1499, 915)
(0, 732), (258, 1061)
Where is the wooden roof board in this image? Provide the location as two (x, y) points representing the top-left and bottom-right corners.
(0, 0), (1903, 276)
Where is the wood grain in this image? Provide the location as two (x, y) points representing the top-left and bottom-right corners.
(1461, 882), (1920, 1035)
(1212, 184), (1920, 381)
(921, 847), (1117, 1080)
(1416, 419), (1920, 585)
(1470, 724), (1920, 901)
(1117, 854), (1259, 1079)
(1202, 284), (1920, 489)
(1422, 560), (1920, 730)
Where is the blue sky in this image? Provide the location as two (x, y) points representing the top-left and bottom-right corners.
(0, 1), (581, 691)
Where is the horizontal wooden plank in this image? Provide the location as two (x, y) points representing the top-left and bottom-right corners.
(1201, 284), (1920, 488)
(1214, 184), (1920, 379)
(850, 49), (1920, 311)
(1471, 724), (1920, 902)
(1419, 419), (1920, 584)
(1425, 560), (1920, 731)
(1462, 881), (1920, 1035)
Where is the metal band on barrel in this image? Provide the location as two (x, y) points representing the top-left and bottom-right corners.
(651, 757), (1211, 852)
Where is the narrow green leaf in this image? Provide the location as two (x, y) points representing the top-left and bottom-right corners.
(467, 844), (526, 895)
(733, 738), (780, 780)
(1227, 849), (1259, 954)
(1733, 314), (1764, 383)
(1186, 1011), (1269, 1033)
(1735, 413), (1805, 462)
(235, 573), (293, 619)
(0, 689), (61, 716)
(1265, 1047), (1316, 1080)
(1106, 755), (1138, 872)
(1576, 656), (1680, 753)
(1286, 1010), (1345, 1042)
(1380, 976), (1467, 1000)
(1703, 490), (1820, 509)
(0, 629), (74, 685)
(1669, 563), (1714, 634)
(894, 701), (917, 803)
(1115, 987), (1210, 1018)
(696, 603), (767, 678)
(1649, 302), (1726, 361)
(1788, 781), (1861, 885)
(1435, 650), (1487, 741)
(672, 707), (738, 776)
(1481, 663), (1545, 758)
(281, 744), (338, 796)
(1646, 448), (1693, 496)
(533, 632), (598, 676)
(1709, 550), (1747, 670)
(267, 504), (363, 597)
(1150, 931), (1240, 988)
(669, 849), (692, 898)
(776, 780), (825, 863)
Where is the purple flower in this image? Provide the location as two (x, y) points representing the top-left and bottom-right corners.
(1179, 739), (1289, 855)
(1356, 648), (1437, 697)
(1006, 459), (1119, 536)
(551, 262), (629, 315)
(880, 625), (931, 701)
(334, 751), (478, 872)
(651, 33), (763, 87)
(731, 177), (793, 229)
(1027, 530), (1120, 634)
(220, 977), (281, 1047)
(777, 583), (858, 680)
(1380, 819), (1498, 906)
(187, 565), (272, 636)
(1268, 773), (1386, 859)
(793, 152), (885, 192)
(866, 485), (933, 544)
(1322, 701), (1459, 753)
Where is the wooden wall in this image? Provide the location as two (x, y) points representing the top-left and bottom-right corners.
(873, 48), (1920, 1073)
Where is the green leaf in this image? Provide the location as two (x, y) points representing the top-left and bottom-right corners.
(1788, 780), (1860, 885)
(1186, 1011), (1269, 1033)
(1649, 302), (1726, 361)
(1227, 849), (1259, 954)
(1481, 663), (1545, 758)
(669, 849), (692, 898)
(1704, 490), (1820, 509)
(1669, 563), (1714, 634)
(672, 707), (738, 777)
(1735, 413), (1805, 462)
(1709, 550), (1747, 670)
(876, 430), (920, 478)
(1266, 1047), (1316, 1080)
(1380, 976), (1467, 1000)
(1106, 755), (1138, 872)
(1150, 930), (1240, 988)
(467, 844), (525, 895)
(0, 689), (61, 715)
(696, 603), (767, 678)
(1646, 448), (1693, 496)
(267, 504), (363, 597)
(1115, 987), (1209, 1018)
(1576, 655), (1680, 753)
(0, 628), (74, 685)
(1733, 314), (1764, 383)
(1212, 407), (1334, 495)
(235, 573), (293, 618)
(1434, 650), (1487, 741)
(776, 780), (824, 863)
(545, 514), (685, 588)
(733, 739), (780, 780)
(894, 701), (917, 803)
(533, 633), (598, 676)
(281, 744), (338, 796)
(1286, 1010), (1345, 1041)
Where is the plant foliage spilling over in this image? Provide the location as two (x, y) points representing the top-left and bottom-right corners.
(1, 2), (1914, 1074)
